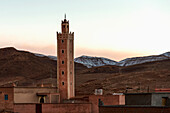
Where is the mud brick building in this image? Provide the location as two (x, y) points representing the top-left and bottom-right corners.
(99, 106), (170, 113)
(125, 92), (170, 106)
(99, 92), (170, 113)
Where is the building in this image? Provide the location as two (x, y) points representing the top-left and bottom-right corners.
(57, 14), (75, 101)
(99, 105), (170, 113)
(0, 87), (59, 111)
(89, 95), (125, 113)
(125, 93), (170, 106)
(99, 92), (170, 113)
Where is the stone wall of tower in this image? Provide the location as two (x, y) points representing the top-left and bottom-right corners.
(57, 18), (75, 101)
(68, 33), (74, 98)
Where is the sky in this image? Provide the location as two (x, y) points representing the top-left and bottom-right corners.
(0, 0), (170, 61)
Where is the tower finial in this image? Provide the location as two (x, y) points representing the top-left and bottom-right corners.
(64, 14), (66, 19)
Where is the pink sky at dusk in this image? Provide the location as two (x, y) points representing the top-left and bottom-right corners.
(1, 43), (149, 61)
(0, 0), (169, 61)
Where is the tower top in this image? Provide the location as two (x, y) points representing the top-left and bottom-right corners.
(62, 14), (69, 23)
(61, 14), (69, 33)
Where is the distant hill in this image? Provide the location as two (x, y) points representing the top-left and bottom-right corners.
(0, 47), (85, 87)
(77, 52), (170, 67)
(34, 54), (118, 68)
(76, 59), (170, 95)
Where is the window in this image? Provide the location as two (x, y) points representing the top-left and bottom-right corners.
(162, 97), (168, 106)
(62, 50), (64, 53)
(4, 94), (8, 100)
(62, 82), (64, 85)
(62, 40), (64, 43)
(62, 61), (64, 64)
(63, 25), (65, 28)
(67, 25), (69, 28)
(62, 71), (64, 75)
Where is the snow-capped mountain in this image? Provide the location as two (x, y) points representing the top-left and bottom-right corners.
(116, 55), (169, 66)
(116, 52), (170, 66)
(34, 54), (117, 68)
(74, 55), (117, 68)
(162, 52), (170, 57)
(34, 52), (170, 68)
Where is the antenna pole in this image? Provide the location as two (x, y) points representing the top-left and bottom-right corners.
(64, 14), (66, 19)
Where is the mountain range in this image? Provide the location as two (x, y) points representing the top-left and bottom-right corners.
(35, 51), (170, 68)
(0, 47), (170, 95)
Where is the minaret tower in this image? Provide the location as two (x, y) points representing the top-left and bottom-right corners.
(57, 15), (75, 101)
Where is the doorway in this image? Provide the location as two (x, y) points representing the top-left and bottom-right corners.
(36, 104), (42, 113)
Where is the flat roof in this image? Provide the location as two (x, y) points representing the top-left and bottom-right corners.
(100, 105), (170, 108)
(124, 92), (170, 95)
(0, 86), (57, 89)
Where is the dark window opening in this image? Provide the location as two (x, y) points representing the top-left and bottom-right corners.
(62, 82), (64, 85)
(62, 71), (64, 75)
(62, 40), (64, 43)
(67, 25), (69, 28)
(62, 50), (64, 53)
(4, 94), (8, 100)
(63, 25), (65, 28)
(62, 61), (64, 64)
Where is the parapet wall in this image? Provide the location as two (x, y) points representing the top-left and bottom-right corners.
(14, 103), (92, 113)
(14, 104), (36, 113)
(89, 95), (125, 113)
(99, 106), (170, 113)
(42, 103), (91, 113)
